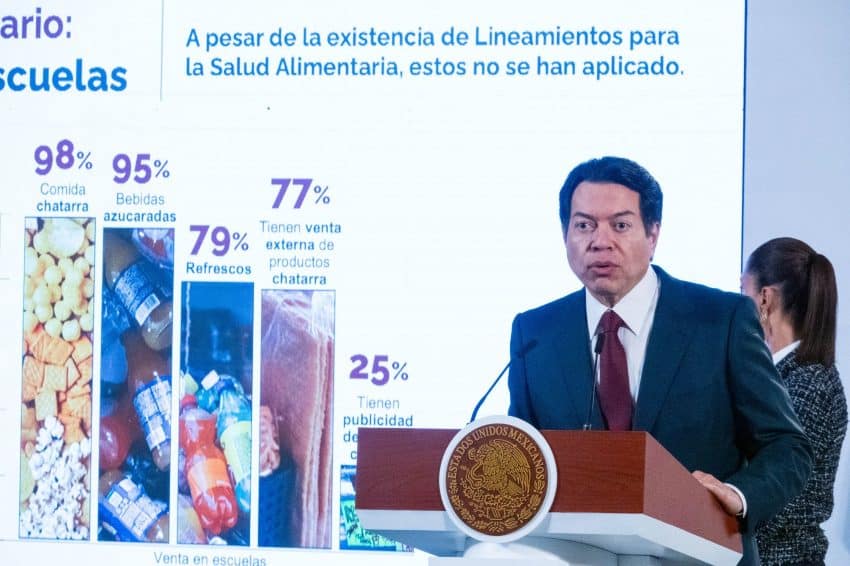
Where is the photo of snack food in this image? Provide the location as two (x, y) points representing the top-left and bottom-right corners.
(20, 217), (95, 540)
(97, 227), (174, 543)
(339, 465), (409, 552)
(178, 281), (253, 545)
(259, 290), (334, 548)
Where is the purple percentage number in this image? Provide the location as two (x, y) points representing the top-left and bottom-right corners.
(272, 178), (318, 208)
(76, 151), (93, 170)
(391, 361), (409, 380)
(113, 153), (171, 184)
(313, 185), (331, 204)
(232, 231), (249, 251)
(34, 139), (86, 175)
(350, 355), (409, 386)
(189, 225), (249, 257)
(154, 159), (170, 178)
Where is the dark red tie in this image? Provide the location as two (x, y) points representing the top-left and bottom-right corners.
(598, 310), (632, 431)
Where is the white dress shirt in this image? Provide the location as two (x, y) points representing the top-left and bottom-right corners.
(772, 340), (801, 365)
(584, 266), (660, 401)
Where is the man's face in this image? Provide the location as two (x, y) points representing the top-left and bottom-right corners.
(565, 181), (659, 307)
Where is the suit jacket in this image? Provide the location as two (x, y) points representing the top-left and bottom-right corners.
(507, 266), (813, 565)
(756, 352), (847, 565)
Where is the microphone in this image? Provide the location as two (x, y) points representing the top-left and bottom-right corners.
(583, 333), (605, 430)
(469, 339), (538, 423)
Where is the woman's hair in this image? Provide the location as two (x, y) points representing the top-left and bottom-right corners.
(745, 237), (838, 366)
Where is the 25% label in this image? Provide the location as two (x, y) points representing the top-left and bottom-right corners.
(350, 355), (409, 386)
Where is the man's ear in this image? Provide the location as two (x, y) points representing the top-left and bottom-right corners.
(647, 222), (660, 260)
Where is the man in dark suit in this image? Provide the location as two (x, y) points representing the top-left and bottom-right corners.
(507, 156), (812, 565)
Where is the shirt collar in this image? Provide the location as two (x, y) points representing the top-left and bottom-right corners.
(772, 340), (800, 365)
(586, 266), (659, 337)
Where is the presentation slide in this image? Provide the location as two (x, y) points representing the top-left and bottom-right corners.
(0, 1), (744, 564)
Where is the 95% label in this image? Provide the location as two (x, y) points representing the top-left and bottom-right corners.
(112, 153), (170, 184)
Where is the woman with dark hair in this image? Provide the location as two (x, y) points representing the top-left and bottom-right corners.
(742, 237), (847, 565)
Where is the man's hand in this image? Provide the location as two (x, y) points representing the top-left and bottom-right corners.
(692, 470), (744, 516)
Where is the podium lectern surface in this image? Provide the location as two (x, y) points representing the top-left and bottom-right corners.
(356, 428), (742, 565)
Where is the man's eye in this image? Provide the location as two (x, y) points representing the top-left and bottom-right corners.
(614, 222), (630, 232)
(575, 221), (592, 231)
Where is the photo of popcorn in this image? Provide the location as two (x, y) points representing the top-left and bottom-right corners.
(97, 227), (174, 543)
(20, 217), (95, 540)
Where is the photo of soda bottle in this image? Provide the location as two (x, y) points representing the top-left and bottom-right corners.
(179, 394), (238, 536)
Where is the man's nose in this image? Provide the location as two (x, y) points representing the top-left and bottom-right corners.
(590, 224), (615, 249)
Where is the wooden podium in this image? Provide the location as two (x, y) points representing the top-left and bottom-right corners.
(356, 428), (742, 565)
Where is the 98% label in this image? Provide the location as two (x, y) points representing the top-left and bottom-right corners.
(34, 139), (93, 175)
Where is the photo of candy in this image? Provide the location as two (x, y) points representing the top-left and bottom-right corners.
(20, 217), (95, 540)
(97, 227), (174, 543)
(178, 281), (253, 545)
(259, 290), (334, 548)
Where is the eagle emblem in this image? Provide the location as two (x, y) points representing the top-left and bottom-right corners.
(467, 438), (531, 498)
(442, 419), (552, 538)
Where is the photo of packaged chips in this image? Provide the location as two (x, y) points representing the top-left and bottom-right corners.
(178, 281), (254, 545)
(259, 290), (334, 548)
(20, 217), (95, 540)
(339, 465), (409, 552)
(97, 227), (174, 543)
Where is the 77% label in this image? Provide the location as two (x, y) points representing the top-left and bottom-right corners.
(271, 178), (331, 209)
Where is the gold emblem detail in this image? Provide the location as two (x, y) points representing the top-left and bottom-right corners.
(444, 424), (549, 537)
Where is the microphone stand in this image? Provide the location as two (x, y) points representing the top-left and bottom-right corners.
(469, 339), (538, 423)
(583, 333), (605, 430)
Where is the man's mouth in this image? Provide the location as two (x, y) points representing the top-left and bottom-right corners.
(588, 262), (617, 275)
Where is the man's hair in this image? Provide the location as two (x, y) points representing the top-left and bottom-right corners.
(745, 237), (838, 366)
(559, 156), (663, 233)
